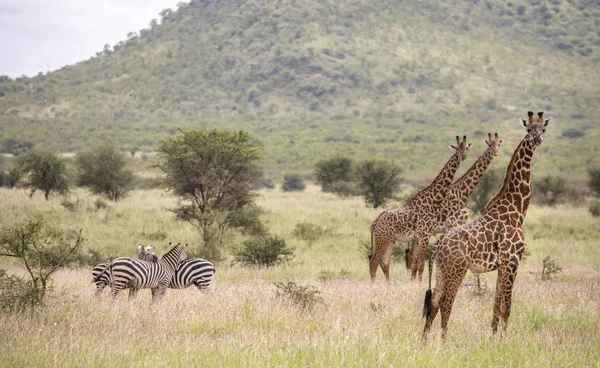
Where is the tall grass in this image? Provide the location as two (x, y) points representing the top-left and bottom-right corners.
(0, 187), (599, 367)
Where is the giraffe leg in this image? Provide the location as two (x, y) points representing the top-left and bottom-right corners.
(492, 268), (504, 333)
(501, 256), (520, 331)
(369, 254), (379, 281)
(411, 238), (428, 281)
(381, 244), (393, 281)
(422, 277), (445, 342)
(440, 269), (468, 340)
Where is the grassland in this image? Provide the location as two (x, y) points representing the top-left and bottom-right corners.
(0, 186), (599, 367)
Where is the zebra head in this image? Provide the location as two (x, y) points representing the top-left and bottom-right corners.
(137, 244), (158, 262)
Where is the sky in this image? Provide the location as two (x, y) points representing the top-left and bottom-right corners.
(0, 0), (186, 78)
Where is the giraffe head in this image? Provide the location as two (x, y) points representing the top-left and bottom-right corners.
(449, 135), (472, 161)
(484, 133), (504, 156)
(521, 111), (551, 146)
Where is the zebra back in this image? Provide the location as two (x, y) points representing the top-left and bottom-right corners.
(171, 258), (215, 290)
(92, 244), (158, 294)
(109, 243), (187, 294)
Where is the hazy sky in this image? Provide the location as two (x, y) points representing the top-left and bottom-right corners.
(0, 0), (186, 78)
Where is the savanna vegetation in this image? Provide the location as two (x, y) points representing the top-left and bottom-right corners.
(0, 0), (599, 178)
(0, 184), (599, 366)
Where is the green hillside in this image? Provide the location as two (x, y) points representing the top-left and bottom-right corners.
(1, 0), (599, 177)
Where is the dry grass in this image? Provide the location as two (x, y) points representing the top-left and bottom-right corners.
(0, 187), (599, 367)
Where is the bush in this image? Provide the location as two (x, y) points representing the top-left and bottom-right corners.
(0, 270), (44, 313)
(589, 201), (600, 217)
(274, 281), (325, 312)
(75, 144), (134, 201)
(228, 204), (267, 236)
(281, 173), (306, 192)
(5, 169), (20, 189)
(293, 222), (327, 243)
(15, 149), (69, 200)
(470, 168), (503, 214)
(0, 171), (6, 187)
(534, 174), (566, 206)
(540, 256), (562, 281)
(314, 156), (354, 194)
(354, 159), (403, 208)
(561, 128), (585, 139)
(232, 235), (294, 267)
(589, 168), (600, 197)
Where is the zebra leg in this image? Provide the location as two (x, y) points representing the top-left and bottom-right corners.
(128, 287), (139, 299)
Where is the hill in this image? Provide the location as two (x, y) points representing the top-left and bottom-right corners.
(1, 0), (599, 177)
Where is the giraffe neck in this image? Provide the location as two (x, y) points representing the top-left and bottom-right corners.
(453, 149), (494, 198)
(485, 138), (537, 221)
(413, 151), (461, 204)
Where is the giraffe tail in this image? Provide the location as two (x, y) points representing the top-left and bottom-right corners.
(423, 289), (432, 319)
(368, 230), (373, 260)
(423, 243), (436, 319)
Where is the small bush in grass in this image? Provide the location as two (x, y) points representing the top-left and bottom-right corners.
(93, 198), (109, 210)
(282, 173), (306, 192)
(60, 195), (83, 212)
(274, 281), (325, 312)
(232, 235), (294, 267)
(317, 270), (336, 281)
(229, 204), (267, 236)
(293, 222), (327, 243)
(0, 270), (44, 313)
(589, 168), (600, 197)
(589, 201), (600, 217)
(541, 256), (562, 281)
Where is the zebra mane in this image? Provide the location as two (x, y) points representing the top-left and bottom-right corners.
(159, 243), (186, 270)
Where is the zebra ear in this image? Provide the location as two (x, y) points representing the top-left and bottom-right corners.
(168, 241), (173, 247)
(137, 244), (143, 251)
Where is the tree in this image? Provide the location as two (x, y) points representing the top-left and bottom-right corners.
(282, 173), (306, 192)
(75, 144), (134, 201)
(589, 168), (600, 197)
(314, 156), (354, 194)
(5, 169), (20, 189)
(535, 174), (566, 206)
(155, 129), (263, 253)
(470, 168), (503, 215)
(0, 218), (83, 310)
(354, 159), (402, 208)
(15, 149), (69, 200)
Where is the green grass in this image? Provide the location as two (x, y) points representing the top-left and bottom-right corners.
(0, 186), (599, 367)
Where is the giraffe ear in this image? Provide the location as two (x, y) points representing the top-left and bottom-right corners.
(466, 143), (473, 150)
(449, 144), (458, 150)
(484, 140), (490, 147)
(498, 139), (505, 146)
(520, 118), (528, 129)
(544, 117), (552, 127)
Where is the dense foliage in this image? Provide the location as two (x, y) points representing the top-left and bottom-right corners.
(354, 159), (403, 208)
(15, 149), (69, 200)
(282, 173), (306, 192)
(155, 128), (263, 251)
(0, 0), (598, 176)
(75, 144), (134, 200)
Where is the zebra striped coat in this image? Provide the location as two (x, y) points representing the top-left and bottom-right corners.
(170, 258), (215, 291)
(96, 243), (186, 301)
(91, 245), (156, 296)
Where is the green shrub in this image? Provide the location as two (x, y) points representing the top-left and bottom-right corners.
(314, 156), (354, 194)
(0, 270), (44, 313)
(540, 256), (562, 281)
(293, 222), (327, 243)
(589, 168), (600, 197)
(354, 159), (403, 208)
(534, 175), (566, 206)
(274, 281), (325, 312)
(589, 201), (600, 217)
(232, 235), (294, 267)
(228, 204), (267, 236)
(562, 128), (585, 139)
(93, 198), (109, 210)
(282, 173), (306, 192)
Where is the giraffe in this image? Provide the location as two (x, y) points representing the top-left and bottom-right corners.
(422, 111), (551, 341)
(369, 135), (471, 281)
(406, 133), (504, 283)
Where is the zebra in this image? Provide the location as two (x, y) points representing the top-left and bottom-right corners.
(91, 244), (157, 296)
(95, 242), (186, 301)
(170, 258), (216, 291)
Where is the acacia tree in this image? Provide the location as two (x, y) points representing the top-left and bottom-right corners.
(354, 159), (403, 208)
(75, 144), (134, 201)
(155, 129), (263, 254)
(0, 218), (83, 309)
(314, 156), (354, 194)
(15, 149), (69, 200)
